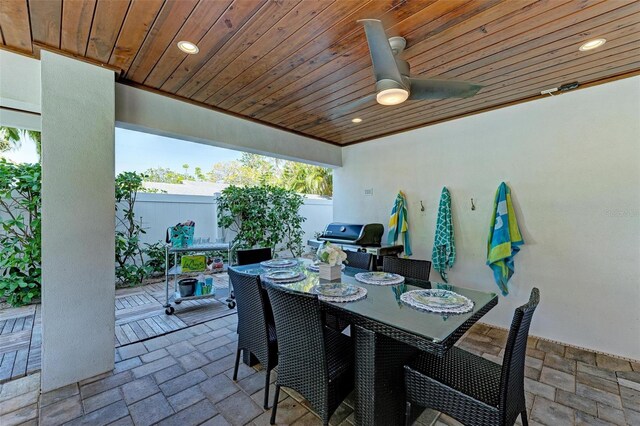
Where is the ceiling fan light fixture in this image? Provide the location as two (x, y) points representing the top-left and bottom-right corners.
(579, 38), (606, 51)
(177, 40), (199, 54)
(377, 88), (409, 105)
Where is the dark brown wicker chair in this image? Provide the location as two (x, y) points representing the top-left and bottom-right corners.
(404, 288), (540, 426)
(228, 269), (277, 409)
(383, 256), (432, 281)
(265, 283), (354, 426)
(346, 250), (373, 270)
(236, 247), (272, 265)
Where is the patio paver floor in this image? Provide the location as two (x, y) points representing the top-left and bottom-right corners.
(1, 273), (639, 424)
(0, 275), (235, 383)
(1, 316), (639, 425)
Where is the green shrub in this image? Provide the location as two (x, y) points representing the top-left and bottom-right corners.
(0, 159), (41, 306)
(143, 241), (167, 275)
(115, 172), (152, 286)
(217, 185), (306, 259)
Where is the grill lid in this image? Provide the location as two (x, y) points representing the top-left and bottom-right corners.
(319, 222), (384, 246)
(321, 223), (364, 241)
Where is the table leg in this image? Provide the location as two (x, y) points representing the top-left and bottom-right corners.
(353, 325), (419, 426)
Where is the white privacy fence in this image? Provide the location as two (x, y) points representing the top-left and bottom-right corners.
(127, 192), (333, 249)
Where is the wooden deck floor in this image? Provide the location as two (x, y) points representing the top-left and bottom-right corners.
(0, 274), (235, 383)
(0, 305), (41, 383)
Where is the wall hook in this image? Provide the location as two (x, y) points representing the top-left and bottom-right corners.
(471, 198), (476, 211)
(420, 200), (425, 212)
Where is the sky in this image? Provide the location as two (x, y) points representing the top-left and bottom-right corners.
(1, 134), (39, 163)
(115, 128), (242, 174)
(1, 127), (243, 172)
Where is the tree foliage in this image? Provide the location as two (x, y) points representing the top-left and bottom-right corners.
(0, 126), (41, 156)
(144, 167), (188, 184)
(0, 159), (41, 306)
(282, 162), (333, 196)
(144, 152), (332, 196)
(217, 185), (306, 259)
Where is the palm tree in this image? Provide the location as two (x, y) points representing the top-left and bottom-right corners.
(282, 162), (332, 196)
(0, 126), (41, 156)
(305, 166), (332, 196)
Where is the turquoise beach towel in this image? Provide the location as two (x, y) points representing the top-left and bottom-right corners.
(487, 182), (524, 295)
(388, 191), (412, 256)
(432, 187), (455, 282)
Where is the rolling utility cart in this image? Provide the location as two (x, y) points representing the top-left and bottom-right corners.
(164, 242), (235, 315)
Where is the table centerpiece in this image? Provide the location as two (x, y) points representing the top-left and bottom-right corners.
(316, 242), (347, 281)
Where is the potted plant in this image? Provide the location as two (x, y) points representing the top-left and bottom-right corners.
(316, 242), (347, 281)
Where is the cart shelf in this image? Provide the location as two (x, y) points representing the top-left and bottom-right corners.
(167, 264), (228, 275)
(164, 243), (235, 314)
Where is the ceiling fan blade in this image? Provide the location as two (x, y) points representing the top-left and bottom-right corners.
(333, 94), (377, 115)
(358, 19), (404, 86)
(407, 77), (483, 99)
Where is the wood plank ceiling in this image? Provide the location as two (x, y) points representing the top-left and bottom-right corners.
(1, 0), (639, 145)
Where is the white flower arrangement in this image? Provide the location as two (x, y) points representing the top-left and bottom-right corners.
(317, 242), (347, 266)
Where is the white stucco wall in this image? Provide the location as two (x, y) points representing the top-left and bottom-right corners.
(334, 76), (640, 360)
(40, 51), (116, 391)
(129, 193), (332, 249)
(0, 50), (41, 113)
(115, 84), (342, 167)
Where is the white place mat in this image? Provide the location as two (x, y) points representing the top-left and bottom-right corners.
(400, 290), (474, 314)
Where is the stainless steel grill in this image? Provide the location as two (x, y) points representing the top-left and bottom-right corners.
(318, 222), (384, 246)
(309, 222), (404, 270)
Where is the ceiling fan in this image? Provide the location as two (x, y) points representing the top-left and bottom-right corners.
(358, 19), (483, 106)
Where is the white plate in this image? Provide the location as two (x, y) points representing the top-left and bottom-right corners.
(409, 289), (468, 308)
(359, 272), (401, 282)
(264, 269), (299, 280)
(313, 283), (360, 297)
(307, 263), (346, 272)
(261, 259), (298, 268)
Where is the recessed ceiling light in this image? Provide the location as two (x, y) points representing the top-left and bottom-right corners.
(351, 118), (362, 123)
(177, 41), (199, 54)
(579, 38), (606, 51)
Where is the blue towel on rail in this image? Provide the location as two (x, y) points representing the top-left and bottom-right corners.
(388, 191), (412, 256)
(487, 182), (524, 296)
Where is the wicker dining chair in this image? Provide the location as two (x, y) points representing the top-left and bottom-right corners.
(236, 247), (272, 265)
(228, 269), (278, 409)
(346, 250), (373, 270)
(265, 283), (354, 426)
(404, 288), (540, 426)
(383, 256), (432, 281)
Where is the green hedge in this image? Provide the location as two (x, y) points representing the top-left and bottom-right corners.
(0, 159), (41, 306)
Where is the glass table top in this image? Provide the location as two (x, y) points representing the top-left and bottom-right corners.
(231, 259), (498, 344)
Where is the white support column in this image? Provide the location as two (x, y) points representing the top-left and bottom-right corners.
(40, 51), (116, 391)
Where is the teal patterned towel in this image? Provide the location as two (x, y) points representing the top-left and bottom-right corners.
(432, 187), (455, 282)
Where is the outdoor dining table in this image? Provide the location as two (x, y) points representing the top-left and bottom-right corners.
(231, 258), (498, 425)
